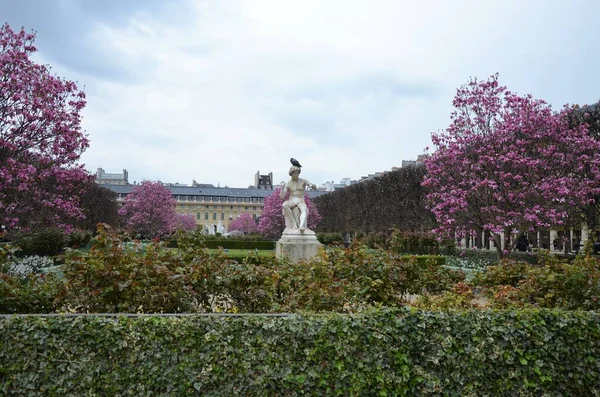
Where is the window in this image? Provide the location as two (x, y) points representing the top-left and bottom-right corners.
(230, 206), (233, 209)
(253, 213), (257, 219)
(205, 213), (209, 220)
(244, 197), (250, 202)
(213, 213), (217, 220)
(196, 213), (201, 220)
(221, 213), (224, 220)
(245, 206), (249, 210)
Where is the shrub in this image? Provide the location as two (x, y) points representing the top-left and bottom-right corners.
(57, 224), (191, 313)
(389, 229), (450, 255)
(1, 309), (600, 395)
(414, 282), (482, 310)
(316, 232), (344, 245)
(12, 228), (66, 257)
(202, 240), (275, 250)
(0, 272), (64, 314)
(471, 259), (531, 288)
(355, 230), (392, 249)
(473, 255), (600, 310)
(65, 229), (92, 249)
(0, 227), (463, 314)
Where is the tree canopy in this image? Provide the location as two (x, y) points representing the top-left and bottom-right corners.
(229, 213), (258, 234)
(423, 74), (600, 257)
(118, 181), (177, 238)
(0, 24), (90, 231)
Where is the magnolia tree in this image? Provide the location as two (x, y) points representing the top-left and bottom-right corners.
(0, 24), (90, 231)
(118, 181), (176, 238)
(228, 212), (258, 234)
(258, 187), (321, 239)
(174, 213), (197, 232)
(566, 102), (600, 236)
(423, 74), (600, 258)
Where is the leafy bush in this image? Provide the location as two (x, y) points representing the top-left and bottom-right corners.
(65, 229), (92, 249)
(0, 272), (64, 314)
(414, 282), (482, 310)
(390, 229), (455, 255)
(473, 255), (600, 310)
(471, 259), (531, 288)
(1, 309), (600, 395)
(165, 229), (276, 250)
(12, 228), (66, 257)
(202, 240), (275, 250)
(355, 230), (392, 249)
(316, 232), (344, 245)
(1, 226), (464, 314)
(57, 225), (191, 313)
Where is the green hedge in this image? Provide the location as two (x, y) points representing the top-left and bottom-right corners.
(202, 240), (275, 250)
(399, 255), (445, 266)
(1, 309), (599, 395)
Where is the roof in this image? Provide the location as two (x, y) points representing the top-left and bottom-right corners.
(102, 184), (328, 199)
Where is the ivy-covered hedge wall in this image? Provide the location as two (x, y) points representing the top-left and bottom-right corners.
(1, 309), (599, 396)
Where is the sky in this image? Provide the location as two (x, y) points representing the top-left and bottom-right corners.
(2, 0), (600, 188)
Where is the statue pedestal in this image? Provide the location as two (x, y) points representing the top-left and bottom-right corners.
(276, 228), (322, 263)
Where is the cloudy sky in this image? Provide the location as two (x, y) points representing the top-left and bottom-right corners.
(2, 0), (599, 187)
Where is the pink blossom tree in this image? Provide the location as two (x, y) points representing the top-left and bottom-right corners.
(228, 212), (258, 234)
(423, 74), (600, 258)
(174, 213), (197, 232)
(258, 187), (321, 238)
(118, 181), (177, 238)
(0, 24), (90, 231)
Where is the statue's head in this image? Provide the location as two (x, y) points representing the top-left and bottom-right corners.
(289, 166), (301, 178)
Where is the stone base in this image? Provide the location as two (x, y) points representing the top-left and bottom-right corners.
(276, 228), (322, 263)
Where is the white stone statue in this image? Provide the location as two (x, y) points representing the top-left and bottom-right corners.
(280, 165), (317, 233)
(217, 221), (226, 235)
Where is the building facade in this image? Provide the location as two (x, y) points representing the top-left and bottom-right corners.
(95, 168), (128, 185)
(253, 171), (273, 190)
(103, 183), (326, 231)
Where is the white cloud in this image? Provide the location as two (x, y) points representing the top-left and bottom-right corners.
(50, 0), (600, 187)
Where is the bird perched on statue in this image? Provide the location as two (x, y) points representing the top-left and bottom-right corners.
(290, 158), (302, 168)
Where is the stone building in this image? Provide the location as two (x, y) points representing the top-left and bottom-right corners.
(253, 171), (273, 190)
(95, 168), (128, 185)
(100, 174), (326, 230)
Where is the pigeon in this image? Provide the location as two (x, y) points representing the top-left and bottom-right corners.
(290, 158), (302, 168)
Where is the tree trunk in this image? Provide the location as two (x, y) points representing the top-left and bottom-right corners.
(493, 233), (503, 260)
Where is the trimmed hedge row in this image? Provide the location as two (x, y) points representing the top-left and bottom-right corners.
(201, 240), (275, 250)
(400, 255), (445, 266)
(1, 309), (599, 396)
